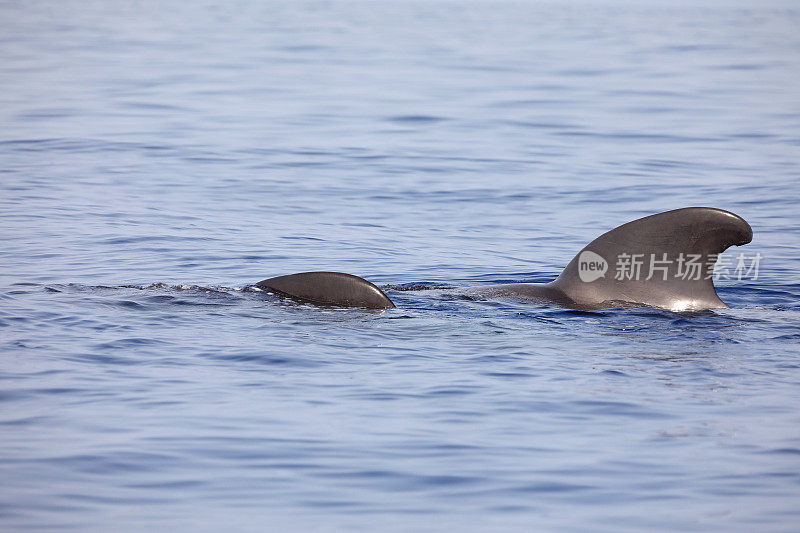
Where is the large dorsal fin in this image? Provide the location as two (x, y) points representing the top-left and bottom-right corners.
(550, 207), (752, 311)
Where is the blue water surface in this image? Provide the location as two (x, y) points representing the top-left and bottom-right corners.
(1, 1), (799, 531)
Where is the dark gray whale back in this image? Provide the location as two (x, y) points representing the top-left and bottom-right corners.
(256, 207), (753, 311)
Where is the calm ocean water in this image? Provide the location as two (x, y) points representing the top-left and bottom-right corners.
(1, 1), (799, 531)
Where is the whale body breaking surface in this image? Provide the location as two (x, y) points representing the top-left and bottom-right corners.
(257, 207), (753, 312)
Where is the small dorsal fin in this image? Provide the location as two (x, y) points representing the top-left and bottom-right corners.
(256, 271), (395, 309)
(550, 207), (752, 311)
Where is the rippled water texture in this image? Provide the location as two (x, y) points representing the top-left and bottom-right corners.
(1, 1), (799, 531)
